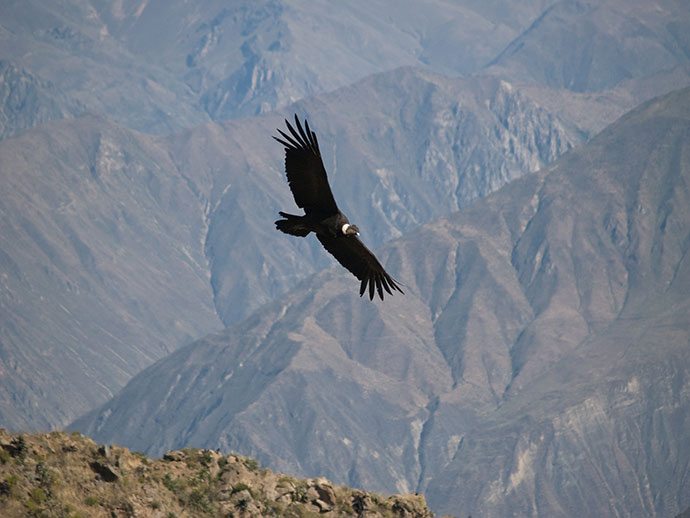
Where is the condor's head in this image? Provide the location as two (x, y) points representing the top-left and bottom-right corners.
(341, 223), (360, 236)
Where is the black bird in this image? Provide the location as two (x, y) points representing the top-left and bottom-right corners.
(274, 115), (404, 301)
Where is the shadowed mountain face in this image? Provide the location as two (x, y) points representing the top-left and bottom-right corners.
(73, 88), (690, 517)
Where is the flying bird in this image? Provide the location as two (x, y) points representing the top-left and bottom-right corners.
(274, 115), (404, 301)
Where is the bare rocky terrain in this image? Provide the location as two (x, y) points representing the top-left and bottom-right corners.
(1, 1), (690, 517)
(0, 430), (434, 518)
(74, 88), (690, 516)
(0, 68), (630, 430)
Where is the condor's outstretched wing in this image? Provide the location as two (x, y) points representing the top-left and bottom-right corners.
(317, 234), (404, 301)
(274, 115), (339, 215)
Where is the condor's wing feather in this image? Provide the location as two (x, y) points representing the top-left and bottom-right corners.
(317, 234), (404, 301)
(274, 116), (338, 214)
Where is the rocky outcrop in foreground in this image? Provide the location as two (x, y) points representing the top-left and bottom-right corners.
(0, 430), (435, 518)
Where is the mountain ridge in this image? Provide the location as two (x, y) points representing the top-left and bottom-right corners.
(73, 86), (690, 516)
(1, 2), (690, 515)
(2, 0), (689, 139)
(0, 429), (435, 518)
(2, 66), (629, 430)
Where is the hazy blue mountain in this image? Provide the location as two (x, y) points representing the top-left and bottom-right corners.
(168, 65), (690, 327)
(0, 0), (549, 137)
(0, 69), (591, 430)
(73, 87), (690, 517)
(196, 69), (587, 325)
(2, 50), (689, 430)
(0, 61), (82, 141)
(75, 0), (555, 118)
(1, 0), (689, 510)
(3, 0), (689, 140)
(487, 0), (690, 91)
(0, 115), (222, 429)
(0, 0), (210, 137)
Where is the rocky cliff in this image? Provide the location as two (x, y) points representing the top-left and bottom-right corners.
(0, 430), (434, 518)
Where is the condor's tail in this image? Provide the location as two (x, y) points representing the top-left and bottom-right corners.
(275, 211), (312, 237)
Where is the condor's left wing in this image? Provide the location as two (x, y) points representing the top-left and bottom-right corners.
(317, 234), (404, 301)
(274, 115), (339, 215)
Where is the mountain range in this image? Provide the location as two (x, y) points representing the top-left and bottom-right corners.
(6, 65), (677, 430)
(2, 0), (690, 137)
(74, 86), (690, 516)
(2, 0), (690, 517)
(0, 0), (546, 135)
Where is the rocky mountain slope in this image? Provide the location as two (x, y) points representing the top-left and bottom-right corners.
(1, 1), (690, 515)
(1, 68), (612, 431)
(0, 115), (223, 430)
(0, 61), (81, 141)
(73, 86), (690, 517)
(0, 0), (549, 136)
(2, 0), (690, 432)
(2, 0), (689, 139)
(4, 63), (686, 431)
(486, 0), (690, 92)
(0, 430), (434, 518)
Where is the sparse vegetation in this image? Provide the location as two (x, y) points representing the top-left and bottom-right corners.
(2, 474), (19, 496)
(243, 457), (260, 471)
(0, 430), (433, 518)
(277, 474), (297, 488)
(29, 487), (47, 505)
(188, 467), (209, 487)
(162, 473), (187, 494)
(0, 449), (10, 464)
(231, 482), (252, 495)
(188, 487), (215, 513)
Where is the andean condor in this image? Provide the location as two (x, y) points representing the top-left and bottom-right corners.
(274, 115), (404, 301)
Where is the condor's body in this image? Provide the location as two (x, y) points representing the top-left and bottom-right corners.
(276, 210), (355, 239)
(274, 115), (403, 301)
